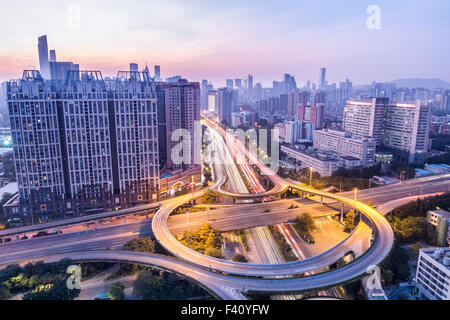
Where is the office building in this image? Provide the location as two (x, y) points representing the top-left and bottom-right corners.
(319, 66), (326, 89)
(313, 129), (376, 166)
(4, 70), (159, 220)
(154, 65), (161, 81)
(415, 247), (450, 300)
(37, 35), (50, 78)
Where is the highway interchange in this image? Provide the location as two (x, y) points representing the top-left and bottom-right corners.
(0, 119), (449, 299)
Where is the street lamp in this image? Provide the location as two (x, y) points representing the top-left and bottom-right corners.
(351, 188), (357, 231)
(309, 167), (313, 187)
(186, 208), (190, 248)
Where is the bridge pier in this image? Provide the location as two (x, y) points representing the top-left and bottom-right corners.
(340, 203), (344, 221)
(320, 196), (323, 205)
(123, 216), (127, 223)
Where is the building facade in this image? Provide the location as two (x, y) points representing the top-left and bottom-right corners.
(164, 79), (201, 171)
(415, 247), (450, 300)
(343, 98), (431, 163)
(427, 209), (450, 247)
(5, 70), (160, 221)
(313, 129), (376, 166)
(343, 98), (387, 143)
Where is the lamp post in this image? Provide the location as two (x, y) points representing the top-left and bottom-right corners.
(351, 188), (357, 231)
(186, 208), (190, 248)
(309, 167), (313, 187)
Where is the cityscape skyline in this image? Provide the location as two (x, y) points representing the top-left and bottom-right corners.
(0, 1), (449, 304)
(0, 0), (449, 86)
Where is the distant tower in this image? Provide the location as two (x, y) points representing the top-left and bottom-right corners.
(319, 66), (326, 89)
(129, 63), (139, 72)
(49, 50), (57, 62)
(154, 65), (161, 81)
(143, 64), (151, 78)
(38, 35), (50, 78)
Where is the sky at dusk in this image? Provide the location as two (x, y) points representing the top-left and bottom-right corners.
(0, 0), (449, 86)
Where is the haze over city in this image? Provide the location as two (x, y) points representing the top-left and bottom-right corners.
(0, 0), (449, 85)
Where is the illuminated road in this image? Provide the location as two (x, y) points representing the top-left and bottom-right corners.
(4, 193), (438, 300)
(0, 117), (448, 299)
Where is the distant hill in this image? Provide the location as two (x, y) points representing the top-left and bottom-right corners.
(389, 78), (450, 89)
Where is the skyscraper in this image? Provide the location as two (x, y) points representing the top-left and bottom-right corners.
(217, 87), (236, 125)
(154, 65), (161, 81)
(319, 66), (326, 89)
(164, 79), (201, 171)
(226, 79), (234, 89)
(49, 50), (57, 62)
(343, 98), (388, 143)
(38, 35), (50, 79)
(382, 101), (431, 163)
(5, 70), (160, 220)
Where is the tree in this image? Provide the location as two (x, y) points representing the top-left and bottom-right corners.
(391, 216), (426, 242)
(0, 285), (11, 300)
(202, 190), (217, 204)
(124, 238), (156, 253)
(22, 279), (80, 300)
(232, 254), (248, 263)
(293, 213), (317, 236)
(109, 282), (125, 300)
(382, 269), (394, 284)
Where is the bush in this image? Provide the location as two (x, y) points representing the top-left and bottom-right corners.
(232, 254), (248, 263)
(109, 282), (125, 300)
(124, 238), (156, 253)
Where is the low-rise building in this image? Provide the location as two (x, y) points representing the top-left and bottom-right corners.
(313, 129), (376, 166)
(280, 146), (360, 177)
(415, 247), (450, 300)
(427, 209), (450, 247)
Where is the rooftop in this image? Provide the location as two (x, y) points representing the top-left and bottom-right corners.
(428, 209), (450, 220)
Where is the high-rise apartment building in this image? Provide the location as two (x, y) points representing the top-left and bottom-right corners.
(5, 70), (159, 220)
(49, 61), (80, 80)
(343, 98), (388, 143)
(343, 98), (431, 163)
(38, 35), (50, 79)
(296, 104), (324, 129)
(217, 87), (237, 126)
(164, 79), (201, 171)
(287, 91), (310, 120)
(382, 102), (431, 163)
